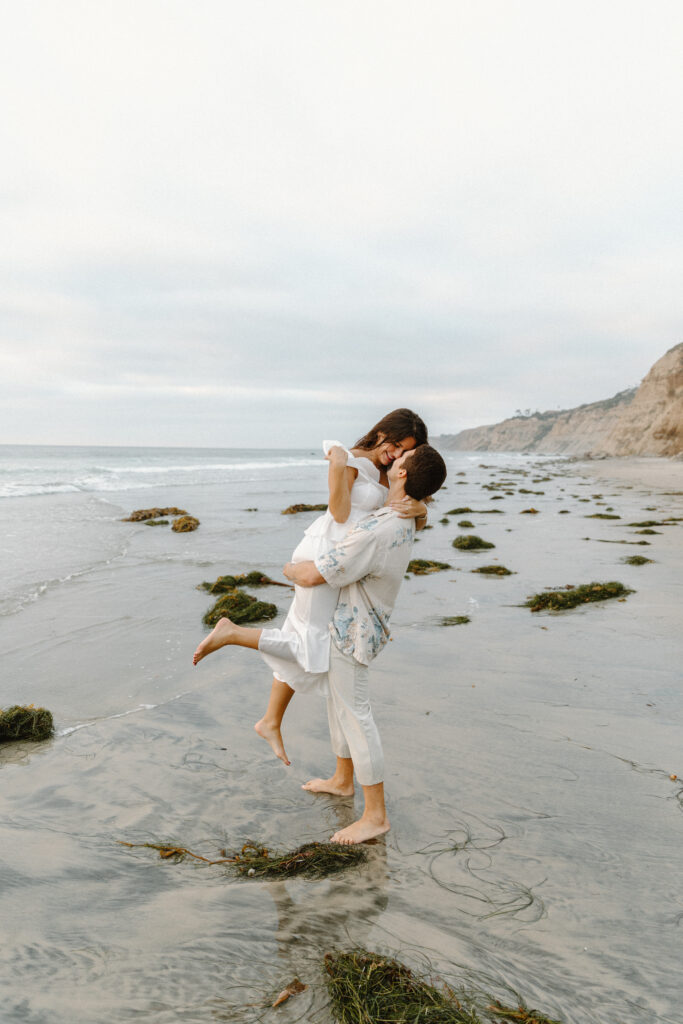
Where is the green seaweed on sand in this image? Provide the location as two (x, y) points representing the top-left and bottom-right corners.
(472, 565), (513, 575)
(230, 841), (367, 878)
(281, 503), (328, 515)
(627, 520), (666, 527)
(520, 508), (539, 514)
(122, 506), (187, 521)
(487, 999), (563, 1024)
(323, 950), (481, 1024)
(199, 571), (292, 593)
(524, 581), (633, 612)
(119, 840), (366, 878)
(453, 535), (495, 550)
(458, 520), (474, 528)
(0, 705), (54, 743)
(449, 508), (503, 516)
(585, 513), (621, 519)
(635, 528), (660, 535)
(595, 539), (650, 545)
(441, 616), (470, 626)
(623, 555), (653, 565)
(143, 519), (168, 526)
(440, 517), (450, 525)
(203, 590), (277, 627)
(118, 841), (235, 865)
(407, 559), (452, 574)
(172, 515), (200, 532)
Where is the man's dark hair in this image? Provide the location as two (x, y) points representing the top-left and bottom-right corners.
(403, 444), (447, 501)
(355, 408), (428, 450)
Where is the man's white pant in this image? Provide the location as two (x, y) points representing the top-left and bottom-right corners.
(326, 645), (384, 786)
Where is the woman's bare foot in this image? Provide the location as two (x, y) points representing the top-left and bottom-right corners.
(330, 814), (390, 844)
(254, 718), (290, 766)
(193, 618), (237, 665)
(302, 776), (355, 797)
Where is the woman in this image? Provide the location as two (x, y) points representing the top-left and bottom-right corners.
(193, 408), (429, 765)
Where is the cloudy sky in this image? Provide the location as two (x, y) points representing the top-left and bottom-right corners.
(1, 0), (682, 447)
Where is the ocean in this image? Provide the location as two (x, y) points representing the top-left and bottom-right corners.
(0, 444), (681, 1023)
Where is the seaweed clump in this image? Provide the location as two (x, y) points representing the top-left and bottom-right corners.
(453, 535), (495, 550)
(407, 559), (452, 574)
(441, 616), (470, 626)
(198, 571), (291, 593)
(472, 565), (513, 575)
(143, 519), (168, 526)
(585, 513), (621, 519)
(488, 1000), (562, 1024)
(324, 950), (479, 1024)
(122, 507), (187, 521)
(120, 839), (366, 878)
(231, 841), (367, 878)
(524, 581), (633, 612)
(172, 515), (200, 532)
(203, 590), (277, 627)
(0, 705), (54, 743)
(623, 555), (653, 566)
(281, 503), (328, 515)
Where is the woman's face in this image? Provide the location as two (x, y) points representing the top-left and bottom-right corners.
(373, 434), (418, 467)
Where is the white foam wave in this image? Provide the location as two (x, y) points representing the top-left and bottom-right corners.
(58, 695), (187, 736)
(0, 457), (323, 498)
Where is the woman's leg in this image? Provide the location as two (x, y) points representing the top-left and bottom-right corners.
(193, 617), (262, 665)
(254, 677), (295, 765)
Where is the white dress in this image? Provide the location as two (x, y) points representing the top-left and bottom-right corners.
(258, 441), (388, 694)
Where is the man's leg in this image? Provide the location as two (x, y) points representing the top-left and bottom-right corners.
(193, 617), (262, 664)
(309, 646), (390, 843)
(254, 677), (295, 766)
(332, 781), (388, 846)
(303, 756), (355, 797)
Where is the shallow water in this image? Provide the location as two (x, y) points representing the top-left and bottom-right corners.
(1, 446), (681, 1023)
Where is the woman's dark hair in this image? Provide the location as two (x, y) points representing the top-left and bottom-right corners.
(355, 408), (428, 450)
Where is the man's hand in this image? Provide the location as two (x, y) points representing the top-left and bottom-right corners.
(283, 560), (326, 587)
(390, 497), (427, 520)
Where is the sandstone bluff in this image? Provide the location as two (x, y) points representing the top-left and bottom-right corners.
(437, 343), (683, 457)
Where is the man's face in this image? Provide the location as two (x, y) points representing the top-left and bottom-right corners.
(387, 447), (416, 482)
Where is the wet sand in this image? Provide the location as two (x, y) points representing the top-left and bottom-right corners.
(573, 456), (683, 492)
(1, 452), (681, 1023)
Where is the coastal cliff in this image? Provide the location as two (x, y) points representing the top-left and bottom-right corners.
(438, 343), (683, 457)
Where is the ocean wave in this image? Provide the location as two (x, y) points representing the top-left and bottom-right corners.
(0, 546), (130, 618)
(0, 457), (324, 498)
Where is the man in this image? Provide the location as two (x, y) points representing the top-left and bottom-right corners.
(283, 443), (447, 843)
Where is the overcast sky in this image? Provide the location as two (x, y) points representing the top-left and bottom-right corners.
(1, 0), (682, 447)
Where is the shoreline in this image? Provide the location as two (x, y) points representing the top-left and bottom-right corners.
(569, 455), (683, 490)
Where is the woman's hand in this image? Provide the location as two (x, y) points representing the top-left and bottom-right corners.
(325, 445), (348, 468)
(390, 497), (428, 521)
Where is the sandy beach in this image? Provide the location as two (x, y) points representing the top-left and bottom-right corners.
(1, 445), (681, 1024)
(573, 456), (683, 492)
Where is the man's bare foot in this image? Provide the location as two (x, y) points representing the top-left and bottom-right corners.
(330, 816), (390, 845)
(193, 618), (237, 665)
(254, 719), (290, 766)
(302, 777), (355, 797)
